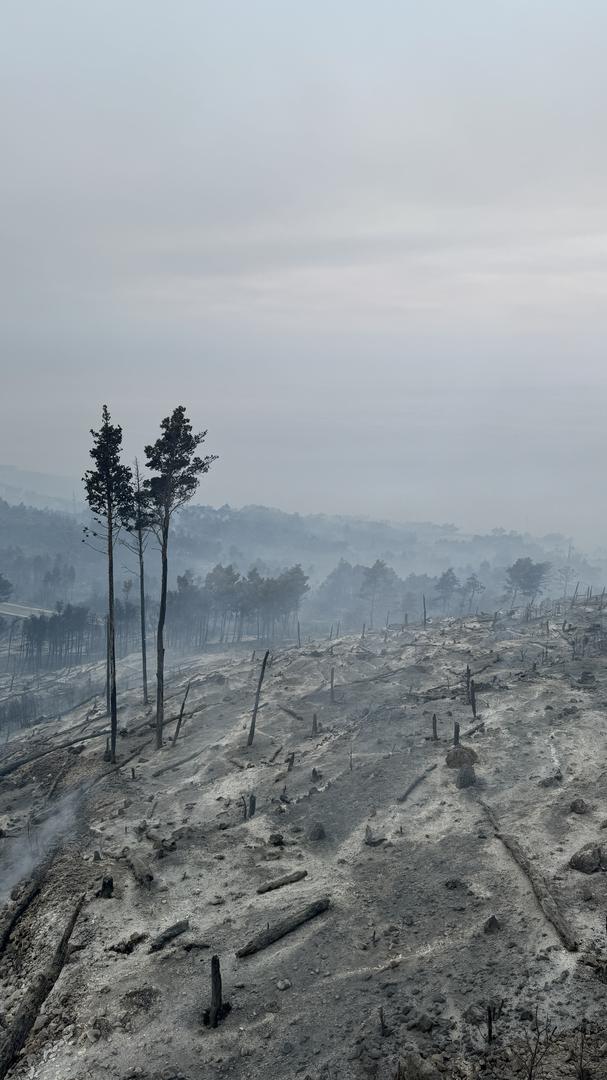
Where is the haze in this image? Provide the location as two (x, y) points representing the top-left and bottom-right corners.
(2, 1), (606, 542)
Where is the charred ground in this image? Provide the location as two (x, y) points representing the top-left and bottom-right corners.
(1, 606), (607, 1079)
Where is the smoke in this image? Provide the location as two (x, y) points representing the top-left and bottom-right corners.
(0, 789), (83, 907)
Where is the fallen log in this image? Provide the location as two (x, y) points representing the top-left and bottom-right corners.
(256, 870), (308, 894)
(480, 800), (577, 952)
(0, 895), (84, 1080)
(278, 705), (306, 723)
(149, 918), (189, 952)
(152, 746), (206, 778)
(236, 896), (330, 957)
(81, 738), (156, 795)
(123, 852), (154, 888)
(0, 728), (110, 781)
(0, 848), (59, 957)
(46, 758), (70, 800)
(0, 880), (41, 958)
(463, 721), (486, 739)
(396, 763), (438, 804)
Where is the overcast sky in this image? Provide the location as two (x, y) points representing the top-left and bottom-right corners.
(2, 1), (607, 541)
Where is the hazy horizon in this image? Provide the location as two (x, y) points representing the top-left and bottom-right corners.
(0, 461), (594, 554)
(2, 2), (607, 542)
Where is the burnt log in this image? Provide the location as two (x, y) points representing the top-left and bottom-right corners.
(256, 870), (308, 894)
(236, 897), (331, 958)
(149, 918), (190, 952)
(0, 896), (84, 1079)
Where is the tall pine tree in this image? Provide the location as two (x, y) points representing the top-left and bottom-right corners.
(83, 406), (133, 762)
(145, 406), (217, 748)
(122, 458), (152, 705)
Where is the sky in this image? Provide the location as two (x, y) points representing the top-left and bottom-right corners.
(1, 1), (607, 542)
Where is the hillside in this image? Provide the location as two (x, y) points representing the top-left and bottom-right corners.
(1, 497), (604, 616)
(1, 604), (607, 1078)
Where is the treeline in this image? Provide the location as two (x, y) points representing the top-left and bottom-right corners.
(5, 561), (309, 673)
(306, 556), (560, 632)
(167, 564), (309, 648)
(1, 492), (606, 620)
(16, 598), (143, 671)
(0, 549), (77, 606)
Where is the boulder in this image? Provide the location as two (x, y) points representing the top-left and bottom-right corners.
(445, 745), (478, 769)
(569, 798), (589, 815)
(456, 764), (476, 789)
(308, 821), (326, 842)
(538, 770), (562, 788)
(483, 914), (501, 934)
(569, 843), (607, 874)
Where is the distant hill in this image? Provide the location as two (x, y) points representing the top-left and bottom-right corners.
(0, 487), (604, 611)
(0, 464), (82, 513)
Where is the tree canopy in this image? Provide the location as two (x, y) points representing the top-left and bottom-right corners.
(505, 558), (551, 601)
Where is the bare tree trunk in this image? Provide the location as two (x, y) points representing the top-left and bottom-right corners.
(155, 524), (168, 750)
(137, 522), (148, 705)
(247, 649), (269, 746)
(172, 680), (191, 745)
(107, 515), (118, 763)
(105, 615), (110, 716)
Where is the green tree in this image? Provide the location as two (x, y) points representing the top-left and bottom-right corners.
(505, 558), (551, 604)
(434, 568), (460, 612)
(123, 458), (153, 704)
(145, 406), (217, 749)
(462, 572), (485, 613)
(83, 405), (133, 761)
(360, 559), (390, 629)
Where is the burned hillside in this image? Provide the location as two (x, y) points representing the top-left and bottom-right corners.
(1, 603), (607, 1079)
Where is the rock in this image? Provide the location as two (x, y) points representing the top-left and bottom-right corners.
(456, 764), (476, 789)
(108, 932), (148, 955)
(308, 822), (326, 841)
(483, 915), (501, 934)
(276, 979), (292, 991)
(445, 746), (477, 769)
(407, 1013), (435, 1033)
(538, 770), (562, 788)
(396, 1052), (440, 1079)
(570, 798), (588, 815)
(268, 832), (284, 847)
(463, 1004), (485, 1024)
(364, 826), (386, 847)
(569, 843), (607, 874)
(95, 875), (114, 899)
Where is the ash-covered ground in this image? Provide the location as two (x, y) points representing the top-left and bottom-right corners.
(2, 607), (607, 1079)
